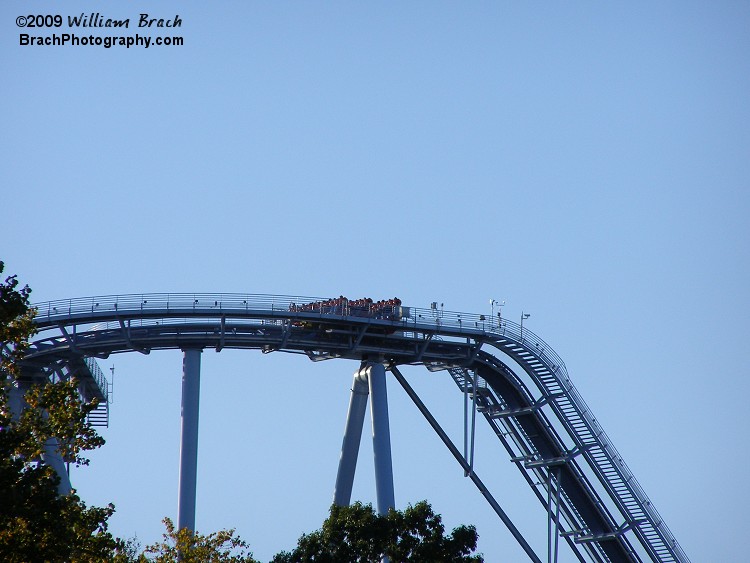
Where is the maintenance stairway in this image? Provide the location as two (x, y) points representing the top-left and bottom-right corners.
(442, 332), (688, 562)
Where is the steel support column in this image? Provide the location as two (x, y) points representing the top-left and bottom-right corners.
(9, 379), (72, 495)
(42, 435), (72, 496)
(333, 367), (370, 506)
(368, 363), (395, 515)
(333, 363), (395, 516)
(178, 348), (202, 532)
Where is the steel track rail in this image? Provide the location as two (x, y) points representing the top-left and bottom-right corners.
(18, 293), (690, 563)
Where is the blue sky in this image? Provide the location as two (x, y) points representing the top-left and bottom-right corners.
(3, 2), (749, 561)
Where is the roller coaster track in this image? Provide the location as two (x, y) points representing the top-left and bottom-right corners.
(17, 293), (690, 563)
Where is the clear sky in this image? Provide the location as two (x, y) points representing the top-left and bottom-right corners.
(2, 2), (749, 561)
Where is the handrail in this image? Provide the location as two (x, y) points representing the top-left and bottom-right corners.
(31, 293), (562, 355)
(83, 357), (108, 399)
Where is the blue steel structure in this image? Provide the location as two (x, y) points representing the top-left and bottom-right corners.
(16, 293), (691, 563)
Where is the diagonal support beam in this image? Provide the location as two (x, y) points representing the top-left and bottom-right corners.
(118, 319), (150, 355)
(333, 362), (395, 516)
(279, 320), (292, 349)
(390, 366), (542, 563)
(349, 322), (370, 355)
(58, 325), (79, 355)
(333, 367), (370, 506)
(414, 334), (433, 363)
(467, 340), (483, 363)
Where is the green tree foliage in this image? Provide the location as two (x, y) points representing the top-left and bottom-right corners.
(10, 379), (106, 467)
(0, 261), (35, 377)
(0, 262), (125, 562)
(136, 517), (258, 563)
(272, 501), (484, 563)
(0, 380), (118, 561)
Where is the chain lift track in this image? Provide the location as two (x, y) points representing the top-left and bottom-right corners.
(17, 293), (691, 563)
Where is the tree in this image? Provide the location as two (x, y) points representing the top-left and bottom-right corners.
(0, 261), (34, 378)
(136, 517), (259, 563)
(0, 261), (125, 562)
(272, 501), (484, 563)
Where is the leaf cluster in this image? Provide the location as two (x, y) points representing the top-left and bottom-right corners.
(0, 261), (35, 377)
(136, 517), (259, 563)
(0, 476), (121, 563)
(7, 379), (106, 467)
(0, 262), (124, 561)
(272, 501), (483, 563)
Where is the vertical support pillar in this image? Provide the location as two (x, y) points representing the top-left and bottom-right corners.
(469, 370), (478, 476)
(333, 368), (370, 506)
(553, 468), (562, 563)
(178, 348), (202, 532)
(547, 467), (563, 563)
(367, 363), (395, 515)
(7, 379), (28, 420)
(42, 436), (72, 496)
(9, 379), (72, 495)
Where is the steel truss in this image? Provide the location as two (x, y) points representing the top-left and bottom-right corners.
(16, 293), (690, 562)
